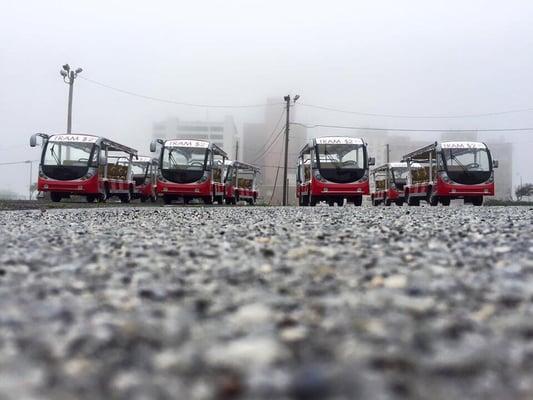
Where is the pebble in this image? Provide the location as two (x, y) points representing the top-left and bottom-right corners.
(0, 206), (531, 400)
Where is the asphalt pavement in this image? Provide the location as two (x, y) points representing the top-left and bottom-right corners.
(1, 205), (532, 400)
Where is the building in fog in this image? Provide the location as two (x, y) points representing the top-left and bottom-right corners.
(242, 98), (307, 205)
(152, 116), (239, 158)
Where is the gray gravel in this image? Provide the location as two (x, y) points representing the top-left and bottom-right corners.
(1, 206), (533, 400)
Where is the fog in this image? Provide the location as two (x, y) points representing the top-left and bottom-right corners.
(1, 0), (532, 197)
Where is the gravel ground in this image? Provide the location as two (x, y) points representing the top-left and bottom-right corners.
(1, 206), (533, 400)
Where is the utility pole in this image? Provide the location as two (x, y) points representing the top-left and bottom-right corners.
(385, 143), (390, 163)
(60, 64), (83, 133)
(235, 138), (239, 161)
(282, 94), (300, 206)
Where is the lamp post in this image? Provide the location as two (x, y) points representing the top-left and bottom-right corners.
(60, 64), (83, 134)
(282, 94), (300, 206)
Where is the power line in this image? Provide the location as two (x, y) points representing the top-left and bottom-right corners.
(0, 160), (38, 166)
(79, 76), (283, 109)
(292, 122), (533, 133)
(251, 128), (285, 164)
(249, 108), (286, 160)
(298, 102), (533, 119)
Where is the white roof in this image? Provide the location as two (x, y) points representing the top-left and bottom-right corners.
(49, 134), (98, 143)
(315, 136), (364, 145)
(134, 156), (154, 163)
(441, 141), (486, 149)
(165, 139), (209, 148)
(389, 162), (408, 168)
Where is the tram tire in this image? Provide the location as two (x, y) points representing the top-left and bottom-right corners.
(328, 200), (335, 207)
(395, 199), (403, 206)
(140, 196), (147, 203)
(310, 196), (317, 207)
(86, 195), (97, 203)
(407, 196), (420, 206)
(204, 196), (213, 205)
(150, 195), (157, 203)
(472, 196), (483, 206)
(385, 198), (392, 206)
(50, 192), (62, 203)
(119, 193), (131, 203)
(336, 198), (344, 206)
(353, 196), (363, 207)
(163, 196), (172, 205)
(98, 192), (107, 203)
(440, 197), (451, 206)
(429, 194), (439, 206)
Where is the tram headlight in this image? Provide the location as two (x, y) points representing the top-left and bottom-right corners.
(157, 172), (168, 183)
(81, 167), (97, 180)
(198, 171), (210, 183)
(439, 171), (451, 183)
(313, 170), (326, 182)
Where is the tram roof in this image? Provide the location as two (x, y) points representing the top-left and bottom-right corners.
(299, 136), (365, 155)
(229, 160), (260, 172)
(48, 134), (137, 155)
(402, 141), (488, 161)
(161, 138), (228, 157)
(133, 156), (158, 164)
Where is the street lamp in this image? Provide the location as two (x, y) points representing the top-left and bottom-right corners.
(60, 63), (83, 134)
(282, 94), (300, 206)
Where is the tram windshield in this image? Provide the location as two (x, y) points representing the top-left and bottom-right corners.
(315, 143), (367, 183)
(161, 146), (207, 183)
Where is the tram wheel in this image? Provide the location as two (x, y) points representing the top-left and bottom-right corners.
(50, 192), (62, 203)
(472, 196), (483, 206)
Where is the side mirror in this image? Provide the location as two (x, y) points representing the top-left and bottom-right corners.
(150, 140), (157, 153)
(368, 157), (376, 166)
(492, 160), (499, 169)
(100, 155), (108, 166)
(30, 134), (37, 147)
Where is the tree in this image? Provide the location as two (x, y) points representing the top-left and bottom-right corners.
(515, 183), (533, 201)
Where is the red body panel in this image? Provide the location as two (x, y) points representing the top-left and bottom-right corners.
(372, 187), (403, 201)
(225, 184), (257, 200)
(405, 177), (494, 198)
(133, 182), (155, 198)
(297, 178), (369, 198)
(38, 175), (131, 196)
(156, 179), (225, 197)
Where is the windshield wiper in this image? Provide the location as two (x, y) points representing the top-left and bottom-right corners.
(50, 145), (61, 165)
(449, 154), (471, 176)
(168, 149), (180, 168)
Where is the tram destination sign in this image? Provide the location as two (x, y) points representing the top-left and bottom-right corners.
(441, 141), (486, 149)
(315, 137), (364, 145)
(165, 139), (209, 148)
(49, 134), (98, 143)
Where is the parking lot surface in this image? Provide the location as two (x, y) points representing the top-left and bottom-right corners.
(1, 206), (533, 399)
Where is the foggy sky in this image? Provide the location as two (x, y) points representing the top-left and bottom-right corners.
(1, 0), (533, 196)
